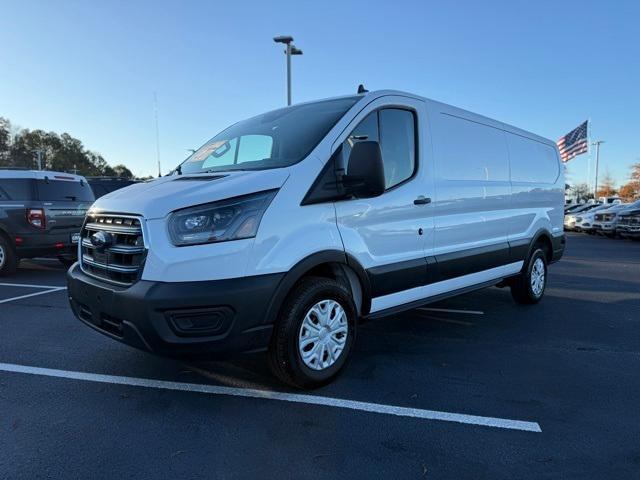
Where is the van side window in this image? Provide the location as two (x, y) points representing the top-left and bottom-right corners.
(435, 114), (509, 182)
(506, 133), (560, 183)
(379, 109), (416, 188)
(343, 108), (416, 190)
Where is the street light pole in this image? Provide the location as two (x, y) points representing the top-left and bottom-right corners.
(592, 140), (604, 200)
(273, 36), (303, 106)
(286, 42), (292, 106)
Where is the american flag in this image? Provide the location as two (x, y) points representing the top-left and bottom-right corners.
(557, 120), (588, 163)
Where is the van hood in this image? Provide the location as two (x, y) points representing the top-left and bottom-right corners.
(90, 169), (290, 219)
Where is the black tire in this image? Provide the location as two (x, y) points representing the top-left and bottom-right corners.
(0, 235), (18, 277)
(268, 276), (357, 389)
(510, 248), (547, 305)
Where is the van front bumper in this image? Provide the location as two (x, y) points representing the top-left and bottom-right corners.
(66, 264), (284, 356)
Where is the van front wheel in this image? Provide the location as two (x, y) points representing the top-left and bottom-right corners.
(268, 277), (356, 389)
(510, 248), (547, 305)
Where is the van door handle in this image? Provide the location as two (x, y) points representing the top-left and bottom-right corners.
(413, 196), (431, 205)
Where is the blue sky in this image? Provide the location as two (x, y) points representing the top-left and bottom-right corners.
(1, 0), (638, 186)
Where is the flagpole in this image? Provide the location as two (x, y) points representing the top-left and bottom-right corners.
(592, 140), (604, 200)
(587, 117), (591, 199)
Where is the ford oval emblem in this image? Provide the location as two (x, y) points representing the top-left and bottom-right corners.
(90, 231), (113, 250)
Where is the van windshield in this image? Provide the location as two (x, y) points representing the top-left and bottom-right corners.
(178, 96), (360, 174)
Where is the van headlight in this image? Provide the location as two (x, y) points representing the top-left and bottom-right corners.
(168, 190), (277, 246)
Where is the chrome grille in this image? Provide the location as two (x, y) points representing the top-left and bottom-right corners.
(80, 214), (146, 285)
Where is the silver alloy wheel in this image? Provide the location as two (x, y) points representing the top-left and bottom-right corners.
(298, 299), (348, 371)
(0, 243), (5, 269)
(530, 257), (546, 297)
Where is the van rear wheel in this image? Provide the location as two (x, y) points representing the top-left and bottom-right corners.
(0, 235), (18, 277)
(510, 248), (547, 305)
(268, 277), (356, 389)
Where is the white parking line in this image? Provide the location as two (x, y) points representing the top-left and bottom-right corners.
(422, 315), (475, 326)
(0, 282), (66, 289)
(0, 362), (541, 433)
(0, 287), (67, 304)
(418, 307), (484, 315)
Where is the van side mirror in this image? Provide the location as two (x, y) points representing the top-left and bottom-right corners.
(343, 141), (385, 198)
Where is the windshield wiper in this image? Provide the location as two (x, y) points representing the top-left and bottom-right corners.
(204, 168), (246, 173)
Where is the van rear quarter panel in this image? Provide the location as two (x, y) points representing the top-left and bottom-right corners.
(427, 102), (512, 255)
(427, 99), (563, 253)
(505, 133), (564, 241)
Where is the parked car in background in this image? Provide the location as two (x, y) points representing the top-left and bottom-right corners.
(0, 170), (94, 275)
(599, 196), (622, 205)
(564, 203), (602, 231)
(592, 202), (637, 237)
(617, 203), (640, 240)
(573, 204), (614, 233)
(87, 177), (139, 199)
(565, 203), (586, 214)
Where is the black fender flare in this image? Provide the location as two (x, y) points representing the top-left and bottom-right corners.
(527, 229), (554, 263)
(262, 250), (372, 329)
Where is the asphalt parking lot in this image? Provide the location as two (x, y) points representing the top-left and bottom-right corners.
(1, 233), (639, 479)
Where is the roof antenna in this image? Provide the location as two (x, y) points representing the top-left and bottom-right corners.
(357, 84), (368, 94)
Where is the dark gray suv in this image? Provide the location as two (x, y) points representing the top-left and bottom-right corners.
(0, 170), (94, 275)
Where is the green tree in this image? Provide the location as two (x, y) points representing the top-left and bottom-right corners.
(0, 117), (10, 164)
(0, 117), (135, 177)
(112, 164), (133, 178)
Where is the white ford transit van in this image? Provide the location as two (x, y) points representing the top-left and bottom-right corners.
(67, 90), (565, 388)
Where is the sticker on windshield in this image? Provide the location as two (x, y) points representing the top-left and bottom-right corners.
(189, 141), (228, 162)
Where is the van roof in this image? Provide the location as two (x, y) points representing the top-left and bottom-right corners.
(358, 89), (556, 147)
(0, 169), (88, 182)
